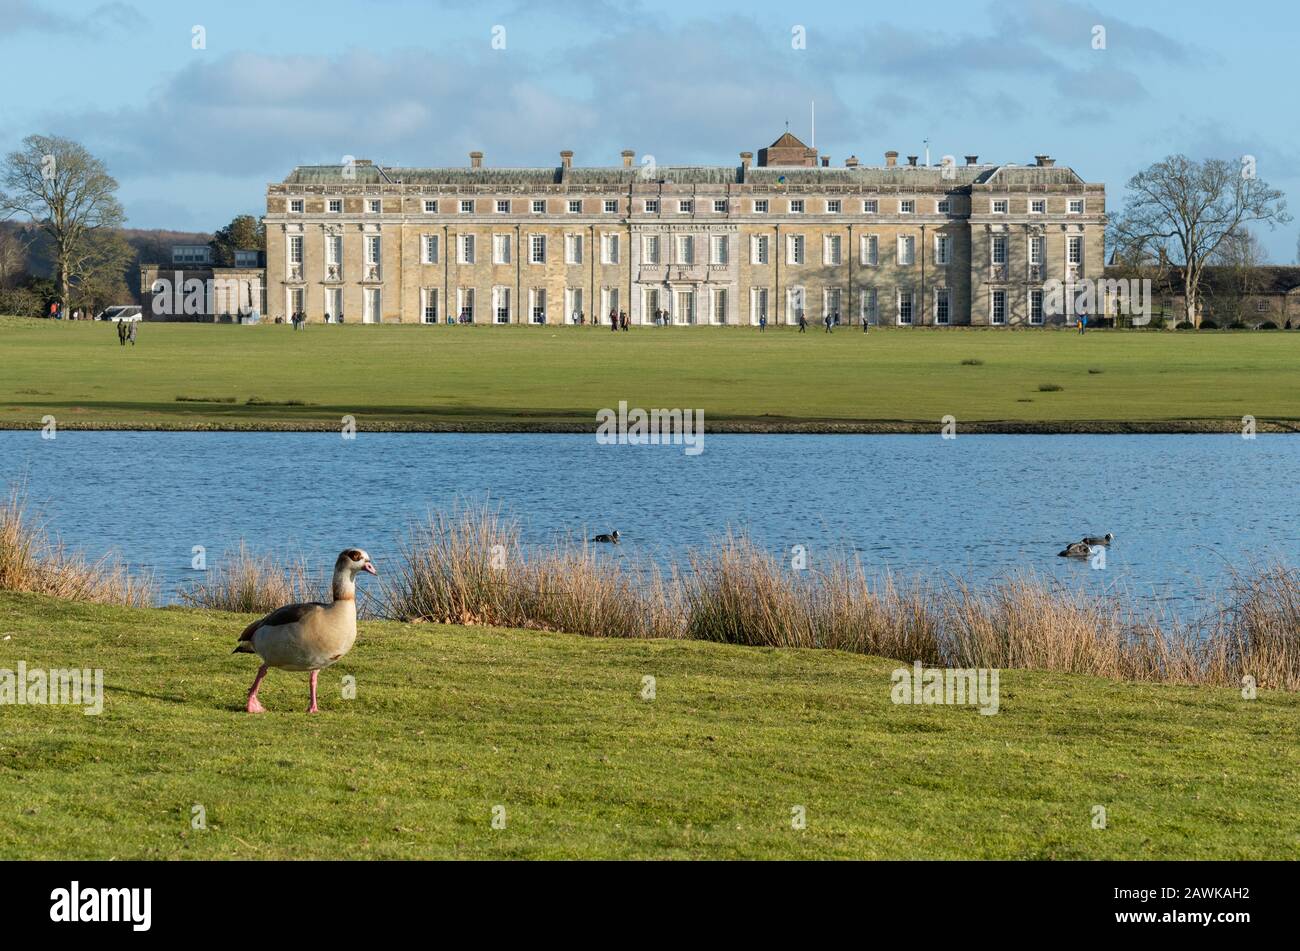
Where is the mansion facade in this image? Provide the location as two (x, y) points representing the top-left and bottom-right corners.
(264, 133), (1106, 327)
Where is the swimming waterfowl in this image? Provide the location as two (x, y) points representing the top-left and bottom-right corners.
(1057, 542), (1094, 559)
(1080, 533), (1114, 546)
(232, 548), (376, 713)
(591, 530), (620, 544)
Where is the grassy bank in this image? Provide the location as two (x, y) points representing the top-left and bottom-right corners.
(4, 317), (1300, 432)
(2, 590), (1298, 859)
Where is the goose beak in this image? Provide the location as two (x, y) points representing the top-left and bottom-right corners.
(363, 561), (378, 575)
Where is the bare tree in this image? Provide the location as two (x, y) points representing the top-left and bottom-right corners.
(1207, 226), (1266, 325)
(0, 224), (35, 287)
(0, 135), (125, 306)
(1110, 155), (1289, 327)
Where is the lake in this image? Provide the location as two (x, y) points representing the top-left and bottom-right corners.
(1, 431), (1296, 620)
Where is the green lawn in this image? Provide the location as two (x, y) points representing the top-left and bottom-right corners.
(2, 591), (1297, 859)
(3, 317), (1300, 431)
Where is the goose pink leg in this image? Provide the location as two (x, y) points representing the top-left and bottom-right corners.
(246, 664), (268, 714)
(307, 669), (319, 713)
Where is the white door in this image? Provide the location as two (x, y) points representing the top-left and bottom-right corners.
(363, 288), (381, 324)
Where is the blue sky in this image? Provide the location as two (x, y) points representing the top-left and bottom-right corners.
(2, 0), (1296, 260)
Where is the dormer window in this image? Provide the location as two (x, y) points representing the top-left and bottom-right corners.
(899, 200), (914, 214)
(992, 199), (1008, 214)
(289, 199), (303, 213)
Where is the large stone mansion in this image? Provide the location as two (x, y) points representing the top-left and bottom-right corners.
(263, 132), (1106, 327)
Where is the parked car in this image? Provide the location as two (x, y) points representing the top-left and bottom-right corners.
(97, 305), (143, 322)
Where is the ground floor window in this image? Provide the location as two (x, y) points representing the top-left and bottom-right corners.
(419, 287), (437, 324)
(712, 288), (728, 324)
(566, 287), (583, 323)
(601, 287), (619, 323)
(1029, 289), (1044, 325)
(860, 287), (877, 324)
(750, 287), (768, 325)
(457, 287), (475, 323)
(897, 289), (914, 326)
(676, 289), (696, 324)
(287, 287), (305, 320)
(991, 289), (1006, 326)
(786, 286), (805, 325)
(363, 288), (381, 324)
(824, 287), (842, 322)
(530, 287), (546, 324)
(492, 286), (511, 324)
(935, 288), (949, 325)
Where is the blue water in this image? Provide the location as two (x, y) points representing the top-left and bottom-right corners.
(1, 431), (1296, 619)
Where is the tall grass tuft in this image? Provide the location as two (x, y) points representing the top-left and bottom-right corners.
(0, 490), (155, 607)
(178, 542), (317, 614)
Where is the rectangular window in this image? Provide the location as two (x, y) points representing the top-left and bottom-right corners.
(789, 199), (804, 214)
(492, 286), (510, 324)
(992, 199), (1008, 214)
(713, 199), (728, 213)
(1030, 199), (1045, 214)
(1029, 289), (1044, 325)
(603, 199), (618, 213)
(423, 199), (438, 213)
(711, 235), (728, 265)
(935, 288), (950, 325)
(643, 234), (660, 264)
(1068, 235), (1082, 265)
(565, 288), (583, 322)
(601, 287), (619, 320)
(603, 233), (620, 264)
(752, 234), (769, 265)
(568, 199), (582, 213)
(1068, 199), (1084, 214)
(824, 235), (842, 265)
(529, 234), (546, 264)
(753, 199), (768, 213)
(897, 235), (915, 266)
(863, 199), (878, 214)
(826, 199), (841, 214)
(898, 289), (914, 325)
(677, 235), (694, 265)
(824, 287), (842, 319)
(1029, 236), (1044, 266)
(566, 233), (583, 265)
(289, 199), (303, 213)
(493, 234), (511, 265)
(363, 288), (382, 323)
(366, 199), (381, 214)
(937, 198), (951, 214)
(421, 288), (438, 323)
(459, 199), (473, 214)
(326, 234), (343, 267)
(495, 199), (510, 213)
(532, 199), (546, 214)
(935, 234), (950, 265)
(676, 289), (696, 324)
(991, 235), (1007, 265)
(750, 287), (768, 324)
(365, 235), (381, 266)
(458, 287), (475, 322)
(861, 234), (878, 266)
(860, 287), (878, 323)
(530, 287), (547, 323)
(712, 287), (728, 324)
(644, 199), (658, 213)
(421, 234), (439, 265)
(991, 289), (1006, 325)
(679, 200), (693, 214)
(899, 200), (915, 214)
(327, 199), (341, 213)
(459, 234), (475, 264)
(788, 234), (805, 265)
(288, 235), (303, 265)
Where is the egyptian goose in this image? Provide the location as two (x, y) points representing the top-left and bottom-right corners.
(1080, 533), (1114, 546)
(231, 548), (376, 713)
(591, 530), (620, 544)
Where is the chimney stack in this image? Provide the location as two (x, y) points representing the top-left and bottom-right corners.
(965, 155), (979, 166)
(885, 150), (898, 168)
(821, 156), (830, 167)
(906, 155), (918, 167)
(469, 151), (483, 169)
(844, 155), (859, 168)
(621, 149), (635, 168)
(560, 150), (573, 169)
(1035, 154), (1055, 167)
(740, 151), (753, 170)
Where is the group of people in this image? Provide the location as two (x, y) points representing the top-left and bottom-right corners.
(795, 312), (847, 333)
(290, 311), (308, 330)
(115, 320), (138, 346)
(608, 310), (630, 331)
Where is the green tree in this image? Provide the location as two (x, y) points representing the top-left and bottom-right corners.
(0, 135), (125, 305)
(209, 214), (265, 267)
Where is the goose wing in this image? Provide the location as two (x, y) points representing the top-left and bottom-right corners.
(238, 602), (325, 641)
